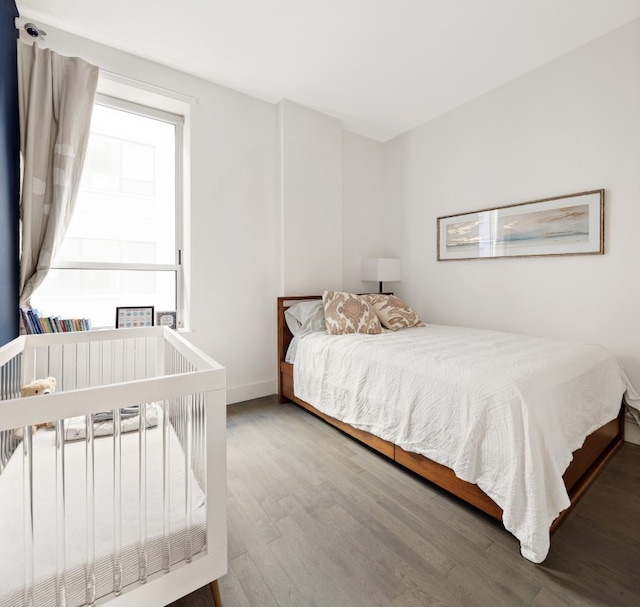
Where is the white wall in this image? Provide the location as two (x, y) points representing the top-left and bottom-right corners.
(32, 16), (640, 407)
(385, 19), (640, 388)
(279, 100), (343, 294)
(341, 132), (388, 293)
(36, 24), (281, 403)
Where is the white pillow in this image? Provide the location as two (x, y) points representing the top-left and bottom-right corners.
(285, 301), (326, 337)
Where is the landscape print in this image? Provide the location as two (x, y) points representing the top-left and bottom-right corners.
(437, 190), (603, 260)
(446, 205), (589, 250)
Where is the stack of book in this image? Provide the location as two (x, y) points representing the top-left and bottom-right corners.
(20, 308), (92, 334)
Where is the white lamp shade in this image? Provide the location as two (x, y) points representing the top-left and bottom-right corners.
(361, 258), (402, 282)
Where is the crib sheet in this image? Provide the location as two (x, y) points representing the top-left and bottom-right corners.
(0, 415), (206, 607)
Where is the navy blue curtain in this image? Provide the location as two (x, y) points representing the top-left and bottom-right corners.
(0, 0), (19, 345)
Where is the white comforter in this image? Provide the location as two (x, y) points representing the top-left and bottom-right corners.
(293, 325), (638, 563)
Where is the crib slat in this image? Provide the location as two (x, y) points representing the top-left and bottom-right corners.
(23, 428), (35, 607)
(55, 420), (67, 607)
(139, 403), (148, 584)
(113, 407), (123, 596)
(185, 397), (193, 563)
(86, 413), (96, 606)
(162, 400), (171, 573)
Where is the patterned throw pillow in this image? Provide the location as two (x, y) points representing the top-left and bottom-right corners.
(363, 294), (426, 331)
(322, 291), (382, 335)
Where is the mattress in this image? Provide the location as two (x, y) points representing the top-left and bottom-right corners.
(293, 324), (639, 563)
(0, 412), (206, 607)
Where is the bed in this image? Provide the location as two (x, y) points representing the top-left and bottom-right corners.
(277, 293), (639, 563)
(0, 327), (226, 607)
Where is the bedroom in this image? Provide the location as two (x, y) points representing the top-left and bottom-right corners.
(1, 0), (639, 605)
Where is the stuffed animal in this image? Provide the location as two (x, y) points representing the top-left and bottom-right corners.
(14, 377), (57, 439)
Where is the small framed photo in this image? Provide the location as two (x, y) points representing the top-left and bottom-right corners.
(116, 306), (155, 328)
(156, 310), (177, 330)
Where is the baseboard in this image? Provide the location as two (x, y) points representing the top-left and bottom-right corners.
(226, 380), (277, 405)
(625, 417), (640, 445)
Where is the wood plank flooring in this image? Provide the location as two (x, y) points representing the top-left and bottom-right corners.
(170, 396), (640, 607)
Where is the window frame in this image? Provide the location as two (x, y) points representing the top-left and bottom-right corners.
(48, 93), (185, 327)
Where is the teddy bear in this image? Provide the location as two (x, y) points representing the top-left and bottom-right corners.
(14, 377), (57, 439)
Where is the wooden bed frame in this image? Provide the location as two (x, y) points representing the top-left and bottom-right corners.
(277, 296), (625, 536)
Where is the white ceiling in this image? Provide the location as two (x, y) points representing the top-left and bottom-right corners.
(15, 0), (640, 141)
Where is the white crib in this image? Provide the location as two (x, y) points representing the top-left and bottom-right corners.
(0, 327), (227, 607)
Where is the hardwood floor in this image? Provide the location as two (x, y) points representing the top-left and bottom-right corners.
(170, 396), (640, 607)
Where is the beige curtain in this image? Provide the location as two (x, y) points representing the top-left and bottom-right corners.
(17, 41), (98, 307)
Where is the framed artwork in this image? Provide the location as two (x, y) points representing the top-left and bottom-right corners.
(156, 310), (177, 329)
(437, 190), (604, 261)
(115, 306), (155, 328)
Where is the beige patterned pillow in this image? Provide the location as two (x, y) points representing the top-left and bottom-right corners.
(322, 291), (382, 335)
(363, 294), (426, 331)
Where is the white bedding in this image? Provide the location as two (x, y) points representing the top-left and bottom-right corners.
(0, 413), (206, 607)
(293, 324), (639, 563)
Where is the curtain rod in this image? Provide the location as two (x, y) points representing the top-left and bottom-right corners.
(14, 16), (199, 105)
(99, 70), (199, 105)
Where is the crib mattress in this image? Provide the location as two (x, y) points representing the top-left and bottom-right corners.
(0, 417), (207, 607)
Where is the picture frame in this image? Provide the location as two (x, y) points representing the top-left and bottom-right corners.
(437, 189), (604, 261)
(156, 310), (177, 330)
(115, 306), (155, 328)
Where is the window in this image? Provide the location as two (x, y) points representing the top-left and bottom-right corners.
(32, 94), (184, 328)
